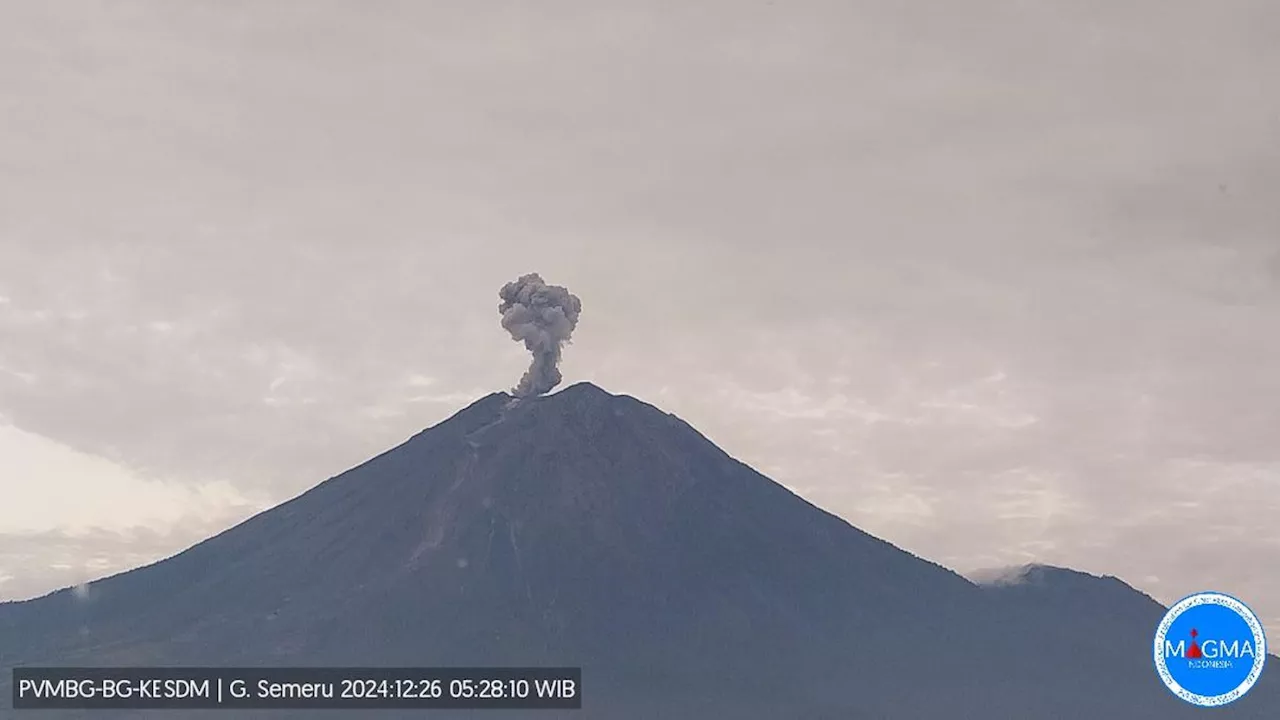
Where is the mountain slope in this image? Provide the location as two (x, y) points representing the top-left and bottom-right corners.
(2, 383), (1276, 718)
(979, 564), (1279, 716)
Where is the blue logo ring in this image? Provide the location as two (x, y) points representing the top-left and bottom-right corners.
(1153, 591), (1267, 707)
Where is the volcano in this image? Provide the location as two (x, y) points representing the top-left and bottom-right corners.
(1, 382), (1277, 718)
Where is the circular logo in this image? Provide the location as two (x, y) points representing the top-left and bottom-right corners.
(1153, 592), (1267, 706)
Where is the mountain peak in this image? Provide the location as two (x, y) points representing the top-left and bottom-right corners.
(512, 381), (623, 414)
(971, 563), (1134, 593)
(552, 380), (613, 398)
(4, 386), (1278, 718)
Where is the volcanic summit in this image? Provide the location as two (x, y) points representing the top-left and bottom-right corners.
(1, 383), (1277, 718)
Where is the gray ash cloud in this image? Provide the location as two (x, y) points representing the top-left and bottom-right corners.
(498, 273), (582, 397)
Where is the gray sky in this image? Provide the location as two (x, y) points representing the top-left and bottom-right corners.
(1, 0), (1278, 638)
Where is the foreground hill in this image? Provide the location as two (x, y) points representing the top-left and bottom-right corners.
(2, 382), (1275, 718)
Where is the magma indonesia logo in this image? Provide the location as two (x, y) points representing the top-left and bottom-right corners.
(1154, 592), (1268, 707)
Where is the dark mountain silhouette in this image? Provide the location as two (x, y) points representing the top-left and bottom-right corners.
(2, 382), (1276, 718)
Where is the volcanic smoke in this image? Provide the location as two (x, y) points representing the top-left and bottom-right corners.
(498, 273), (582, 398)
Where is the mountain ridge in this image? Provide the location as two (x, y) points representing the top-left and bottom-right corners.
(1, 381), (1276, 718)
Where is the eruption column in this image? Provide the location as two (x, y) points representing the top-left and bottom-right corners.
(498, 273), (582, 398)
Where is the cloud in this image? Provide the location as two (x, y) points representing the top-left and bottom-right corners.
(498, 273), (583, 398)
(0, 423), (266, 536)
(0, 526), (225, 601)
(0, 0), (1277, 640)
(0, 424), (268, 598)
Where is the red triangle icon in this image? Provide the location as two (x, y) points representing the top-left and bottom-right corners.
(1186, 629), (1203, 659)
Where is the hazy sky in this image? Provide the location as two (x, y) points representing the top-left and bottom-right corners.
(1, 0), (1277, 637)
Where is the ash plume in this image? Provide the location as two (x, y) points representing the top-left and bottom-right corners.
(498, 273), (582, 398)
